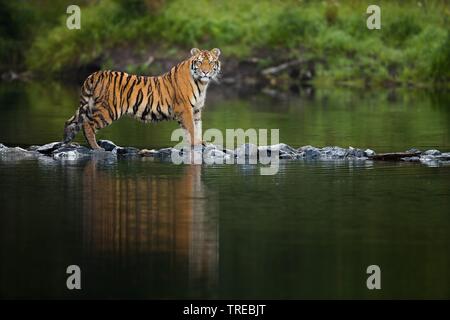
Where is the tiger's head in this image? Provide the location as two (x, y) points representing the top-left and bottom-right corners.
(189, 48), (221, 83)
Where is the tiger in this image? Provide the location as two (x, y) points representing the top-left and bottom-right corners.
(63, 48), (221, 150)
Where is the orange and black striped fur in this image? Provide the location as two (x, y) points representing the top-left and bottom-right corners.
(63, 48), (221, 149)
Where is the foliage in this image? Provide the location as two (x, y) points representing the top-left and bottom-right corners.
(0, 0), (448, 86)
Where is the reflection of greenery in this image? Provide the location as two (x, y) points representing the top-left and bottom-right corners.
(206, 88), (450, 152)
(0, 0), (446, 86)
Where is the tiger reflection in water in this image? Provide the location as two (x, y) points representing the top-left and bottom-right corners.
(78, 159), (218, 294)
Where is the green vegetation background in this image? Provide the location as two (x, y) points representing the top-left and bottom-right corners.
(1, 0), (449, 86)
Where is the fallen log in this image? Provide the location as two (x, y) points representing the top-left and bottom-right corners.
(369, 151), (422, 161)
(261, 59), (305, 76)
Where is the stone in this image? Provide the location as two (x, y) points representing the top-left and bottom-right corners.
(279, 153), (295, 159)
(53, 150), (83, 161)
(282, 144), (298, 155)
(98, 140), (118, 152)
(336, 147), (347, 158)
(114, 146), (140, 156)
(223, 148), (235, 157)
(355, 149), (365, 158)
(406, 148), (421, 154)
(52, 145), (91, 161)
(437, 153), (450, 161)
(259, 143), (299, 159)
(36, 142), (64, 154)
(1, 141), (448, 166)
(157, 147), (180, 159)
(364, 149), (376, 157)
(419, 155), (437, 163)
(424, 149), (441, 156)
(419, 156), (441, 167)
(0, 146), (36, 160)
(235, 143), (258, 159)
(207, 149), (227, 158)
(27, 145), (40, 151)
(203, 144), (219, 154)
(347, 146), (365, 158)
(203, 148), (232, 163)
(257, 146), (272, 158)
(139, 149), (159, 157)
(320, 146), (344, 158)
(298, 145), (321, 159)
(274, 143), (298, 154)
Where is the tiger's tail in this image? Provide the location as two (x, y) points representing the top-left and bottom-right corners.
(63, 75), (95, 144)
(62, 111), (83, 144)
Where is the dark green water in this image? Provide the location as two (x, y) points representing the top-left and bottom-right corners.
(0, 82), (449, 299)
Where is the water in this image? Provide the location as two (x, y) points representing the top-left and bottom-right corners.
(0, 82), (449, 299)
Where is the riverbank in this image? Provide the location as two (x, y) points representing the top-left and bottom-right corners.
(1, 0), (449, 89)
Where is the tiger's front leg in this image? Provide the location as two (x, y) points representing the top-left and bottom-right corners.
(193, 109), (205, 146)
(179, 109), (196, 148)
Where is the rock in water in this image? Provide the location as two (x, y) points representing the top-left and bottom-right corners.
(298, 145), (321, 159)
(347, 146), (365, 158)
(0, 146), (36, 160)
(273, 143), (298, 154)
(320, 146), (347, 158)
(113, 146), (140, 156)
(1, 141), (449, 166)
(259, 143), (299, 159)
(36, 142), (63, 154)
(155, 147), (182, 160)
(235, 143), (258, 159)
(52, 145), (91, 160)
(204, 148), (230, 162)
(437, 153), (450, 161)
(406, 148), (421, 154)
(98, 140), (118, 152)
(139, 149), (159, 157)
(28, 145), (41, 151)
(364, 149), (376, 157)
(424, 149), (441, 156)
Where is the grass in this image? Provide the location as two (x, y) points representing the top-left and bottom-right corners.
(14, 0), (450, 86)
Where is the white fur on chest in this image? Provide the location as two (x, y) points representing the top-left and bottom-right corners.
(190, 80), (208, 112)
(194, 90), (207, 110)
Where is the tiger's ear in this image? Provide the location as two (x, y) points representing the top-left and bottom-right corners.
(211, 48), (221, 58)
(190, 48), (201, 56)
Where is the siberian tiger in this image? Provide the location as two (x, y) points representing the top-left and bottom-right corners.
(63, 48), (221, 149)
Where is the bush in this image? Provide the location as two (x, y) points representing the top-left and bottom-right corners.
(21, 0), (450, 86)
(430, 33), (450, 82)
(385, 15), (422, 46)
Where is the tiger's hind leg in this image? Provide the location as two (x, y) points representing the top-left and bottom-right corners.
(83, 103), (118, 150)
